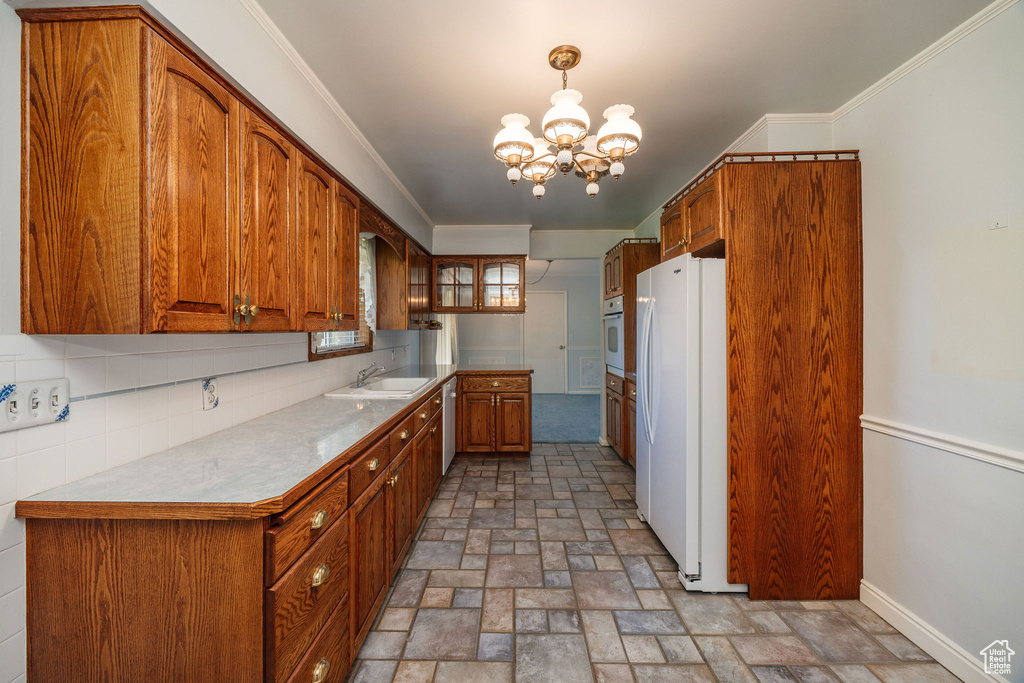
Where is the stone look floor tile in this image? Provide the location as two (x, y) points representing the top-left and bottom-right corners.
(351, 450), (956, 683)
(516, 633), (595, 683)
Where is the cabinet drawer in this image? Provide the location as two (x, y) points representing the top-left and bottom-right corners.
(606, 373), (624, 396)
(390, 413), (416, 454)
(266, 468), (349, 585)
(412, 389), (443, 433)
(284, 595), (350, 683)
(348, 438), (390, 504)
(626, 378), (637, 401)
(267, 511), (349, 683)
(461, 376), (530, 393)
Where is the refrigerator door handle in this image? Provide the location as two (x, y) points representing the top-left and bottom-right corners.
(637, 297), (651, 444)
(641, 298), (657, 444)
(647, 298), (659, 443)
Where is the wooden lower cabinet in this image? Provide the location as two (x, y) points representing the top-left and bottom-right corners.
(388, 444), (416, 577)
(606, 391), (623, 455)
(348, 473), (389, 653)
(626, 381), (637, 469)
(456, 373), (533, 453)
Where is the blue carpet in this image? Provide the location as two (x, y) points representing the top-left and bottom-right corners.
(531, 393), (601, 443)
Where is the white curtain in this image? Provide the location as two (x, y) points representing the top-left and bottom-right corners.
(435, 313), (458, 365)
(359, 236), (377, 332)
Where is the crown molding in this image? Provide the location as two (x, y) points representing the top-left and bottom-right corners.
(237, 0), (434, 228)
(833, 0), (1020, 120)
(433, 224), (533, 232)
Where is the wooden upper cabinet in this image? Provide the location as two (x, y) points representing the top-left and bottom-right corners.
(684, 170), (725, 255)
(604, 249), (623, 299)
(335, 182), (361, 329)
(239, 108), (296, 331)
(433, 258), (479, 313)
(295, 154), (333, 331)
(660, 203), (685, 262)
(478, 257), (525, 313)
(431, 256), (526, 313)
(407, 241), (430, 328)
(146, 31), (238, 332)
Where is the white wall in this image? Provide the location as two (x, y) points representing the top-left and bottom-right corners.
(831, 4), (1024, 680)
(432, 225), (531, 255)
(530, 230), (635, 259)
(0, 3), (420, 681)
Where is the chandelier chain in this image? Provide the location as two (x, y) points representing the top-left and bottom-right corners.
(562, 70), (567, 90)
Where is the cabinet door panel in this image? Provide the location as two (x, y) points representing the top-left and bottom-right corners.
(147, 33), (237, 332)
(478, 257), (525, 312)
(389, 446), (415, 577)
(685, 170), (724, 254)
(460, 393), (495, 452)
(660, 204), (685, 262)
(240, 108), (295, 331)
(335, 182), (360, 328)
(412, 426), (433, 521)
(433, 258), (478, 312)
(349, 476), (388, 651)
(627, 398), (637, 468)
(496, 392), (530, 452)
(296, 155), (333, 330)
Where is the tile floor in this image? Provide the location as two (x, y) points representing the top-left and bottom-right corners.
(347, 444), (959, 683)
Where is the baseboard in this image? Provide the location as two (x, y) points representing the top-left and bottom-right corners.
(860, 581), (1008, 683)
(598, 437), (609, 447)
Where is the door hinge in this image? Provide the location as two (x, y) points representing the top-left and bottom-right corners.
(682, 562), (702, 583)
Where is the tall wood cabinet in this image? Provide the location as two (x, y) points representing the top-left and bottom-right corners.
(660, 151), (863, 600)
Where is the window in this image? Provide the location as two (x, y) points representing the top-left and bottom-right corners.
(310, 290), (373, 360)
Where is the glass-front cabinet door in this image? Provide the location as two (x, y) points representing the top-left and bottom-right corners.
(478, 257), (525, 312)
(433, 258), (478, 312)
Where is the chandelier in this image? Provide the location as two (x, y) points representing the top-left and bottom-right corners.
(492, 45), (642, 200)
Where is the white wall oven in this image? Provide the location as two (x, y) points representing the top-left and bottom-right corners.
(603, 295), (625, 372)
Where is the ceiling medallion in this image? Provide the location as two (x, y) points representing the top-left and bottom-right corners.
(493, 45), (642, 200)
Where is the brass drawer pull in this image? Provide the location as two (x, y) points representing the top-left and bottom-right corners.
(312, 657), (330, 683)
(311, 563), (330, 588)
(399, 429), (409, 441)
(610, 380), (616, 386)
(630, 389), (637, 396)
(249, 303), (259, 318)
(420, 411), (428, 419)
(430, 426), (437, 434)
(491, 381), (500, 387)
(435, 396), (442, 405)
(368, 457), (380, 472)
(310, 509), (329, 530)
(388, 474), (399, 487)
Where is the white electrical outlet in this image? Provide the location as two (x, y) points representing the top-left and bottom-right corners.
(202, 378), (219, 411)
(0, 378), (70, 433)
(391, 349), (396, 362)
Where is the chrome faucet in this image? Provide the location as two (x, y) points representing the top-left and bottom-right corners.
(356, 362), (386, 387)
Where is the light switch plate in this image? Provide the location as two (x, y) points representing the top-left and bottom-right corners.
(202, 378), (219, 411)
(0, 378), (70, 433)
(989, 211), (1010, 230)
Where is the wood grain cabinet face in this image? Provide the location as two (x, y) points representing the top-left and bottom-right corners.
(240, 107), (296, 331)
(684, 170), (725, 255)
(660, 204), (686, 262)
(335, 183), (361, 327)
(626, 379), (637, 468)
(146, 32), (238, 332)
(431, 256), (526, 313)
(495, 393), (530, 452)
(604, 250), (623, 299)
(433, 258), (479, 312)
(295, 155), (337, 331)
(407, 242), (430, 328)
(388, 445), (415, 577)
(348, 474), (389, 653)
(459, 391), (497, 452)
(478, 258), (525, 313)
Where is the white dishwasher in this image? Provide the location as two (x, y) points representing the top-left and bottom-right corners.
(441, 377), (457, 474)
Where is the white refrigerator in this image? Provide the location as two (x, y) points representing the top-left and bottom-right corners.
(635, 254), (745, 593)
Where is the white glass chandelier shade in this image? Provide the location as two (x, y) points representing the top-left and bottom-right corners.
(586, 182), (600, 197)
(542, 89), (590, 147)
(596, 104), (642, 158)
(493, 114), (536, 163)
(532, 184), (546, 198)
(521, 138), (556, 182)
(576, 135), (611, 174)
(506, 167), (523, 184)
(610, 160), (625, 178)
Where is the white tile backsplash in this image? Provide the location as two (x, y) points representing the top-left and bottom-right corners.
(0, 326), (417, 683)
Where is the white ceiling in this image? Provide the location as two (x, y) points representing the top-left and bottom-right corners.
(255, 0), (989, 231)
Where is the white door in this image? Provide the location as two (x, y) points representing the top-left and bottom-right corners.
(524, 290), (567, 394)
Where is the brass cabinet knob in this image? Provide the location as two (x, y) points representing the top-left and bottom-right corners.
(419, 411), (428, 419)
(310, 509), (329, 530)
(435, 397), (442, 405)
(399, 430), (409, 440)
(312, 657), (330, 683)
(430, 426), (437, 434)
(610, 380), (616, 386)
(368, 457), (380, 472)
(491, 381), (500, 387)
(249, 303), (259, 318)
(311, 563), (330, 588)
(630, 389), (637, 396)
(677, 236), (689, 249)
(558, 345), (565, 349)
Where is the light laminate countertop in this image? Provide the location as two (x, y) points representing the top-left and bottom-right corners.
(18, 364), (531, 517)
